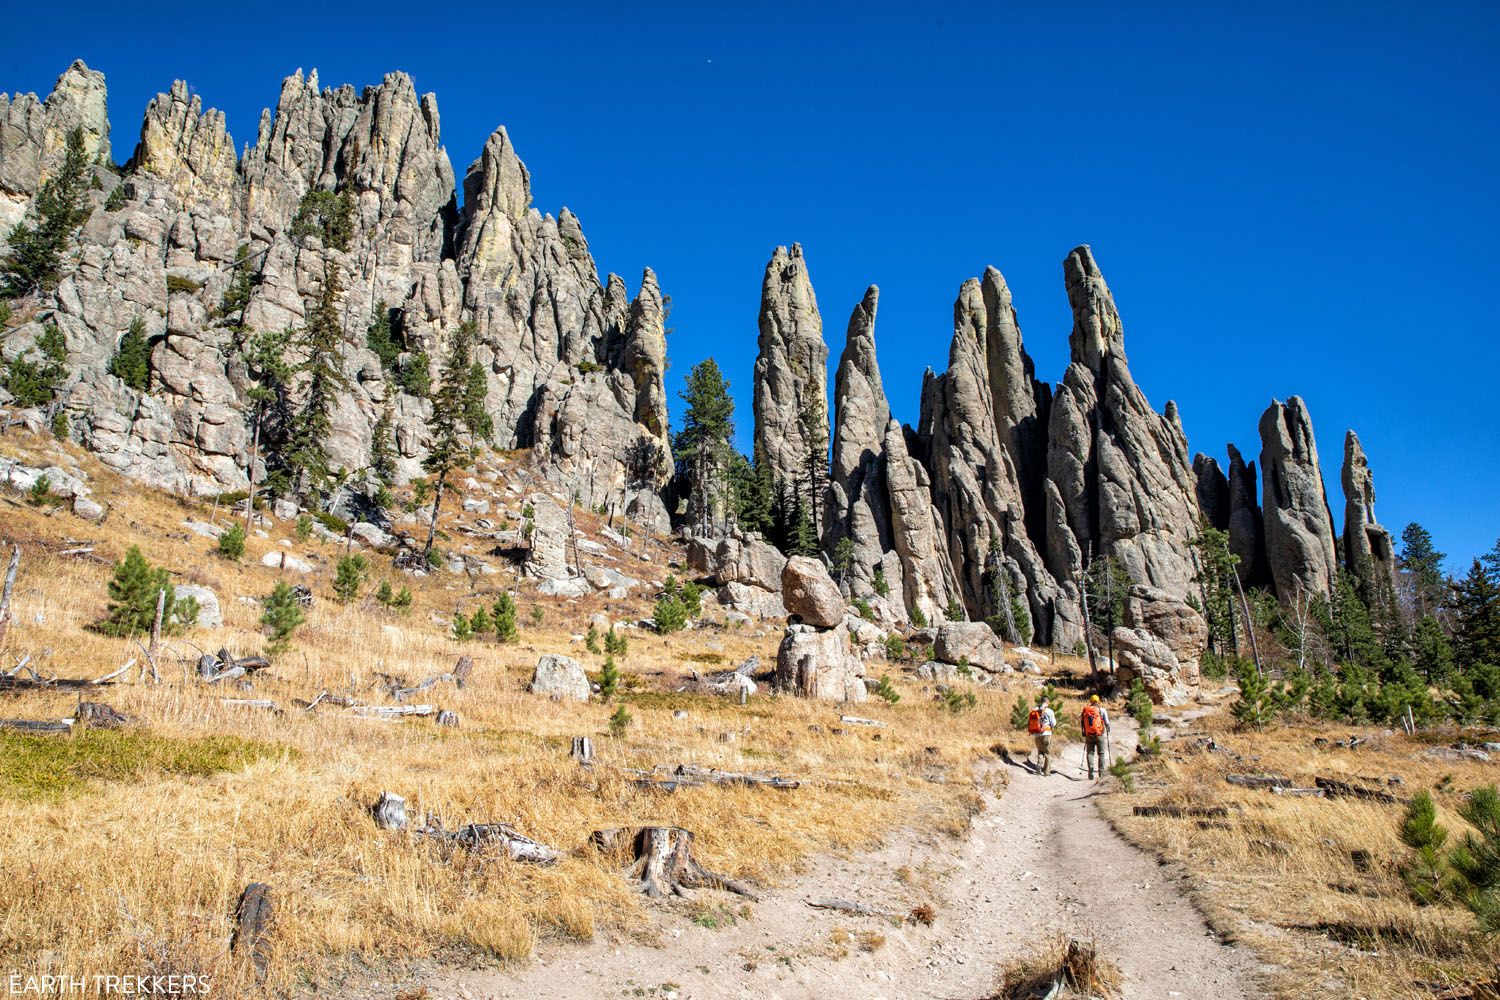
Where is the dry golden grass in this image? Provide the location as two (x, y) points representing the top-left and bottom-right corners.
(1101, 713), (1500, 1000)
(0, 430), (1026, 997)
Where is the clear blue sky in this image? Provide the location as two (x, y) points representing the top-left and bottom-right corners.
(6, 1), (1498, 571)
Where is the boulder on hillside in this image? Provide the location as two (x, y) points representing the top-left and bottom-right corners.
(1112, 626), (1190, 706)
(776, 622), (867, 702)
(260, 551), (312, 573)
(781, 556), (844, 628)
(528, 654), (589, 702)
(717, 582), (787, 620)
(174, 584), (222, 629)
(1123, 586), (1208, 676)
(933, 621), (1007, 672)
(523, 494), (570, 580)
(686, 531), (787, 591)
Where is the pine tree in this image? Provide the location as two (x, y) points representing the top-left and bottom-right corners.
(674, 358), (736, 534)
(333, 554), (368, 604)
(365, 302), (399, 376)
(585, 624), (601, 654)
(239, 325), (292, 526)
(1399, 791), (1451, 905)
(604, 627), (628, 657)
(1399, 522), (1448, 619)
(2, 321), (69, 407)
(450, 610), (473, 642)
(730, 452), (774, 538)
(797, 395), (829, 543)
(398, 351), (431, 396)
(599, 654), (620, 701)
(285, 261), (350, 501)
(107, 317), (150, 392)
(1450, 786), (1500, 934)
(1412, 615), (1454, 683)
(217, 522), (246, 561)
(492, 592), (518, 643)
(1190, 524), (1241, 655)
(422, 322), (483, 556)
(1453, 558), (1500, 670)
(2, 127), (92, 298)
(219, 244), (257, 342)
(370, 407), (398, 487)
(469, 605), (492, 635)
(463, 360), (493, 444)
(98, 545), (177, 637)
(260, 582), (304, 657)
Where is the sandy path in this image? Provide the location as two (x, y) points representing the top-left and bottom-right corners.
(427, 725), (1266, 1000)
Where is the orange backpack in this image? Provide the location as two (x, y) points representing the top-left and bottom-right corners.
(1027, 708), (1043, 734)
(1081, 705), (1105, 737)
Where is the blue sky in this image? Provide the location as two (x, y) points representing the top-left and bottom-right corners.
(6, 1), (1498, 570)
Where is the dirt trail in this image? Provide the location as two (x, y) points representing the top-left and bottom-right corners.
(427, 725), (1267, 1000)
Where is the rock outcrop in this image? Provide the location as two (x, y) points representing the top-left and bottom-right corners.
(776, 622), (867, 702)
(1225, 444), (1268, 587)
(1341, 430), (1398, 606)
(752, 244), (828, 492)
(1046, 247), (1200, 600)
(826, 286), (892, 596)
(883, 419), (962, 625)
(933, 621), (1008, 673)
(1259, 397), (1339, 600)
(0, 60), (110, 229)
(781, 555), (845, 629)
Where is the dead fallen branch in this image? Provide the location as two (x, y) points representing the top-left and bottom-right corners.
(230, 883), (273, 981)
(354, 703), (434, 719)
(1315, 776), (1406, 804)
(839, 715), (886, 728)
(77, 701), (128, 728)
(807, 897), (906, 921)
(626, 763), (799, 793)
(592, 826), (756, 899)
(0, 544), (18, 650)
(418, 819), (558, 865)
(1225, 773), (1293, 789)
(221, 698), (279, 712)
(0, 717), (73, 733)
(1132, 804), (1231, 819)
(198, 648), (271, 683)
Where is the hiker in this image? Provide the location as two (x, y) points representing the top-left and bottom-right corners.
(1081, 694), (1111, 779)
(1027, 697), (1057, 775)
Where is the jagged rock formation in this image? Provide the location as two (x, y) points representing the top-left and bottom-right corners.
(0, 60), (110, 229)
(1193, 454), (1229, 530)
(825, 286), (892, 594)
(752, 244), (828, 492)
(1046, 247), (1200, 598)
(1259, 397), (1340, 600)
(882, 419), (961, 625)
(1225, 444), (1268, 587)
(1341, 430), (1398, 605)
(0, 62), (670, 513)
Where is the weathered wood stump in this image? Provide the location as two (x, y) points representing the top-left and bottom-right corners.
(77, 701), (128, 728)
(571, 736), (594, 763)
(230, 882), (273, 981)
(418, 821), (559, 865)
(372, 791), (407, 830)
(453, 655), (473, 689)
(591, 826), (756, 900)
(436, 709), (459, 727)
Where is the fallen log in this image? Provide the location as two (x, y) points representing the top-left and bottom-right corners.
(839, 715), (886, 728)
(592, 825), (756, 899)
(1270, 786), (1326, 798)
(392, 673), (456, 701)
(418, 820), (559, 865)
(1315, 776), (1406, 804)
(222, 698), (279, 712)
(354, 704), (434, 718)
(91, 659), (134, 685)
(1132, 804), (1230, 819)
(624, 764), (800, 792)
(0, 544), (18, 650)
(0, 717), (73, 733)
(230, 882), (273, 981)
(1226, 773), (1294, 789)
(807, 898), (906, 920)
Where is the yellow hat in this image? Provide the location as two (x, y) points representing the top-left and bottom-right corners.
(1090, 695), (1100, 703)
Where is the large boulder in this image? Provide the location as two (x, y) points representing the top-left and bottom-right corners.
(1112, 626), (1190, 706)
(781, 555), (844, 628)
(686, 531), (786, 591)
(716, 582), (787, 620)
(174, 584), (221, 630)
(775, 622), (866, 702)
(1123, 586), (1207, 668)
(933, 621), (1007, 672)
(528, 654), (589, 702)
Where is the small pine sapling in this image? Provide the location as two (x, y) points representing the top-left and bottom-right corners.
(217, 522), (246, 561)
(608, 704), (632, 737)
(599, 654), (621, 701)
(260, 582), (305, 657)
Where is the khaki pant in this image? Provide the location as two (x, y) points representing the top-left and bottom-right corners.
(1033, 733), (1053, 775)
(1084, 734), (1107, 778)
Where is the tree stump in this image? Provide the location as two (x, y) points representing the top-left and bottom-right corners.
(230, 882), (273, 981)
(77, 701), (128, 729)
(453, 655), (473, 689)
(591, 826), (756, 900)
(372, 791), (407, 830)
(437, 709), (459, 727)
(571, 736), (594, 763)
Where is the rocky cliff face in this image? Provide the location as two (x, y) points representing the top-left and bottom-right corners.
(0, 62), (669, 514)
(1341, 429), (1398, 606)
(752, 244), (828, 493)
(1258, 396), (1340, 601)
(825, 286), (892, 595)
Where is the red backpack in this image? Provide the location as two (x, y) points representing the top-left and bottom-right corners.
(1027, 708), (1044, 734)
(1081, 705), (1105, 737)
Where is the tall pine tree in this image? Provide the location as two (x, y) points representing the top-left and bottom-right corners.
(1, 127), (92, 298)
(422, 321), (484, 556)
(285, 261), (350, 501)
(674, 358), (736, 535)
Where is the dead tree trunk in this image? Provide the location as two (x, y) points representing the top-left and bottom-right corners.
(591, 826), (757, 900)
(372, 791), (407, 830)
(230, 882), (274, 981)
(571, 736), (594, 763)
(145, 588), (166, 683)
(0, 544), (19, 651)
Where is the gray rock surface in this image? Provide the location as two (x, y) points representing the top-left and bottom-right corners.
(686, 531), (786, 591)
(933, 621), (1007, 672)
(775, 622), (867, 702)
(781, 555), (845, 629)
(752, 244), (828, 492)
(1225, 444), (1268, 587)
(1193, 454), (1229, 530)
(528, 654), (589, 702)
(522, 494), (569, 580)
(882, 419), (962, 625)
(1341, 429), (1398, 607)
(1259, 396), (1339, 600)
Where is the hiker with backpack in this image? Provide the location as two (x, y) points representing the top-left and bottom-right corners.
(1081, 694), (1111, 779)
(1027, 697), (1057, 775)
